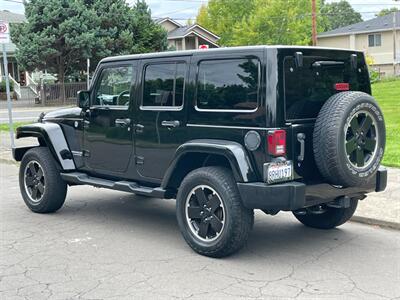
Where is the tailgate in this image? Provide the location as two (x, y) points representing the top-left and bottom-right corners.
(281, 49), (370, 181)
(286, 123), (320, 181)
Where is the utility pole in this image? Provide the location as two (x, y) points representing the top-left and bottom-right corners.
(86, 58), (90, 90)
(312, 0), (317, 46)
(393, 12), (397, 76)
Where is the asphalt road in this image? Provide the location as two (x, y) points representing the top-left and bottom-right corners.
(0, 107), (64, 124)
(1, 162), (399, 300)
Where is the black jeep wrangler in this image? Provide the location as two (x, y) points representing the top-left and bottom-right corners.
(14, 46), (387, 257)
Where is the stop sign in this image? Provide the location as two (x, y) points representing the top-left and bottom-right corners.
(199, 44), (209, 50)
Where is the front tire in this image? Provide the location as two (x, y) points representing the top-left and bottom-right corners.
(176, 167), (254, 258)
(293, 199), (358, 229)
(19, 147), (67, 213)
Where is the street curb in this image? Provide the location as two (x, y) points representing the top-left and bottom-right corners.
(351, 216), (400, 230)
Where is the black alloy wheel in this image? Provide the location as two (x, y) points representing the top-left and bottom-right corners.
(24, 160), (45, 202)
(185, 185), (225, 242)
(345, 111), (378, 168)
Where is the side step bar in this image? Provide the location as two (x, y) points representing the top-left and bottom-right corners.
(60, 172), (168, 198)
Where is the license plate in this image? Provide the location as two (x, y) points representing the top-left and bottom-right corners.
(265, 161), (293, 184)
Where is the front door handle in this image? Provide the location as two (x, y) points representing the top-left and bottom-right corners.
(161, 120), (180, 128)
(115, 118), (131, 127)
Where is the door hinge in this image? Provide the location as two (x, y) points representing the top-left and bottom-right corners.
(135, 156), (144, 165)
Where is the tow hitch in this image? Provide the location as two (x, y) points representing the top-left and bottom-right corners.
(294, 196), (352, 215)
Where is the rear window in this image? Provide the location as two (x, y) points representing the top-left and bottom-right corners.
(284, 56), (358, 120)
(196, 58), (260, 111)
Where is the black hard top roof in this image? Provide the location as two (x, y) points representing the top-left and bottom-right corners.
(100, 45), (363, 63)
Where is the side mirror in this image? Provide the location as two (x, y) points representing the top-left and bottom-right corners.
(77, 90), (90, 109)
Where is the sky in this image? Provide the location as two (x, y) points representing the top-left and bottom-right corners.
(1, 0), (400, 25)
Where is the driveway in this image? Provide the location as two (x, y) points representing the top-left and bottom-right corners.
(1, 163), (399, 299)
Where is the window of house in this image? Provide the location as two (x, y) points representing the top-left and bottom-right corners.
(93, 66), (133, 107)
(196, 58), (260, 111)
(368, 34), (381, 47)
(142, 62), (186, 109)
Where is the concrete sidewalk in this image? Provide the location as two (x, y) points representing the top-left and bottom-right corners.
(1, 131), (399, 229)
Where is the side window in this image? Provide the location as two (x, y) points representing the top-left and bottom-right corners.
(93, 66), (133, 107)
(196, 58), (259, 111)
(142, 62), (186, 108)
(368, 34), (381, 47)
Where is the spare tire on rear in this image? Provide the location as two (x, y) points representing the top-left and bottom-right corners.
(313, 91), (385, 187)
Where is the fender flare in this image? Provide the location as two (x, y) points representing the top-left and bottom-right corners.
(15, 123), (75, 170)
(161, 139), (257, 189)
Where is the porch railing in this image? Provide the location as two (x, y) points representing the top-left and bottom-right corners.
(8, 74), (21, 99)
(26, 72), (39, 97)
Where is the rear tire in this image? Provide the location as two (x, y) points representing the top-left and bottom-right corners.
(293, 199), (358, 229)
(19, 147), (67, 213)
(176, 167), (254, 258)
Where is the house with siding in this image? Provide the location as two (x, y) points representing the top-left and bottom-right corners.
(0, 10), (25, 84)
(156, 17), (220, 50)
(317, 12), (400, 76)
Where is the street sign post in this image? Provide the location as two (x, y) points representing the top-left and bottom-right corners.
(0, 20), (15, 149)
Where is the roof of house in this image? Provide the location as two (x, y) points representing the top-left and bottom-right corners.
(167, 24), (220, 40)
(0, 11), (25, 53)
(156, 17), (220, 46)
(318, 11), (400, 38)
(155, 17), (182, 28)
(0, 10), (26, 23)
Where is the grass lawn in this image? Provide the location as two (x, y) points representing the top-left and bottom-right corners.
(372, 79), (400, 167)
(0, 122), (30, 132)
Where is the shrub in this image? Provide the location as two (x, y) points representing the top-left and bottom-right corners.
(0, 80), (14, 93)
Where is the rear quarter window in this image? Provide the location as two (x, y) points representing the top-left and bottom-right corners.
(196, 58), (260, 112)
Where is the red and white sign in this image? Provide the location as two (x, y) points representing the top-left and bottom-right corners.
(199, 44), (209, 50)
(0, 21), (10, 44)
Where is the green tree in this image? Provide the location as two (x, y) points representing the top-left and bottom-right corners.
(320, 0), (363, 31)
(376, 7), (399, 17)
(197, 0), (324, 46)
(10, 0), (167, 90)
(232, 0), (324, 46)
(196, 0), (256, 46)
(10, 0), (98, 86)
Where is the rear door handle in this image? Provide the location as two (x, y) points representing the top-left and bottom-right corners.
(161, 120), (180, 128)
(115, 118), (131, 127)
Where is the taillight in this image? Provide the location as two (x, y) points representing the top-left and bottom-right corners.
(268, 130), (286, 156)
(335, 83), (350, 91)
